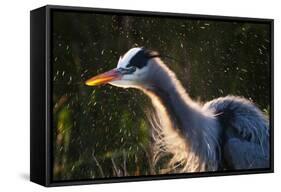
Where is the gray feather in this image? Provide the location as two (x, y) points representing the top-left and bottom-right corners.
(204, 96), (269, 170)
(223, 138), (269, 169)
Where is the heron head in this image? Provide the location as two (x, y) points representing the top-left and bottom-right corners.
(85, 47), (160, 89)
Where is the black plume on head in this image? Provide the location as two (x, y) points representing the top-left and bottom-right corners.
(127, 48), (160, 69)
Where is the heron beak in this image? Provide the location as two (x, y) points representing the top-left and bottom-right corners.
(85, 68), (121, 86)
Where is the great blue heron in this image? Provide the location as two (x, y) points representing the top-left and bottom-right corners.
(85, 47), (269, 173)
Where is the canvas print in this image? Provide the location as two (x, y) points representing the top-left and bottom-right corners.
(51, 10), (271, 181)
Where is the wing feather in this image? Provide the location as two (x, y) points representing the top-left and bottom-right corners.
(204, 96), (270, 170)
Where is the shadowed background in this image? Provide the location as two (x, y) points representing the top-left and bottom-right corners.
(51, 10), (270, 181)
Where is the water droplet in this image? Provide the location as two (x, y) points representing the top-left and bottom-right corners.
(241, 68), (248, 73)
(258, 48), (263, 55)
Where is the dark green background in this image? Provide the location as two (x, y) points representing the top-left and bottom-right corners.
(52, 11), (271, 181)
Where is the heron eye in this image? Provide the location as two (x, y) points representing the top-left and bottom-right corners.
(117, 67), (136, 74)
(126, 66), (137, 72)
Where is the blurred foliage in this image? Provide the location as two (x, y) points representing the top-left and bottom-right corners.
(52, 11), (271, 181)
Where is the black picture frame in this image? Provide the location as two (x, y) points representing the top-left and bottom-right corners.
(30, 5), (274, 187)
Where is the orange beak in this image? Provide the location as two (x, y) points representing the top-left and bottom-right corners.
(85, 69), (121, 86)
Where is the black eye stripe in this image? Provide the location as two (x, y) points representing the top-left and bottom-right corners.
(127, 48), (160, 69)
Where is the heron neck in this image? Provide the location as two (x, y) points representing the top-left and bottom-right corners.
(140, 58), (220, 171)
(141, 59), (211, 143)
(150, 83), (206, 139)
